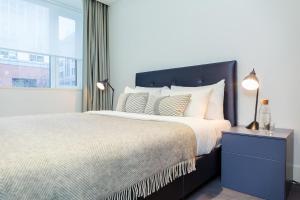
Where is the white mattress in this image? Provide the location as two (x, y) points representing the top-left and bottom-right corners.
(89, 110), (231, 156)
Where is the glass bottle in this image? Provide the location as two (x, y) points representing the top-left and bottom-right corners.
(258, 99), (271, 131)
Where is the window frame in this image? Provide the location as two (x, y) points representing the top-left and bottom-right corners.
(0, 47), (82, 89)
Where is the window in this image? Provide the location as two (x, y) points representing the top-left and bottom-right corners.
(59, 16), (76, 41)
(12, 78), (37, 88)
(0, 50), (8, 59)
(0, 0), (83, 89)
(0, 48), (50, 88)
(55, 57), (77, 88)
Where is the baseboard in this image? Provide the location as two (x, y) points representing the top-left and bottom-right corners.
(293, 165), (300, 182)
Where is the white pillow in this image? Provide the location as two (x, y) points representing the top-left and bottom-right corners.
(124, 86), (168, 96)
(124, 86), (136, 94)
(164, 88), (212, 118)
(161, 86), (171, 96)
(171, 80), (225, 120)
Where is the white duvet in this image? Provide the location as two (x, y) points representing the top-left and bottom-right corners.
(89, 110), (231, 155)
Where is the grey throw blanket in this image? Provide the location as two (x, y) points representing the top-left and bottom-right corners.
(0, 113), (196, 200)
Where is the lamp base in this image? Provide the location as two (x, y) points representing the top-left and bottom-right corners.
(246, 121), (259, 130)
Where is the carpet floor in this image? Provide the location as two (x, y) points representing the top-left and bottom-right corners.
(186, 178), (300, 200)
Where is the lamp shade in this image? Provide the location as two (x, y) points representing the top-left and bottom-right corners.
(242, 69), (259, 90)
(96, 82), (105, 90)
(97, 79), (109, 90)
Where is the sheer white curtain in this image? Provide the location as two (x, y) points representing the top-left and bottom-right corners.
(0, 0), (83, 59)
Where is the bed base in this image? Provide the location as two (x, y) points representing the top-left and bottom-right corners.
(139, 147), (221, 200)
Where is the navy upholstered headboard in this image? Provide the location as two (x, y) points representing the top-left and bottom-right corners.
(135, 61), (237, 126)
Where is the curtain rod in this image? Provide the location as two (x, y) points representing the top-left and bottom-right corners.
(96, 0), (114, 6)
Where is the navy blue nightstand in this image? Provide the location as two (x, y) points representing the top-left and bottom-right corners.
(221, 126), (294, 200)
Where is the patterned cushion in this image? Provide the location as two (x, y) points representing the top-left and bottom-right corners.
(125, 93), (149, 113)
(144, 95), (167, 115)
(116, 93), (130, 112)
(158, 95), (191, 116)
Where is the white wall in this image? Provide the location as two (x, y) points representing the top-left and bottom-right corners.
(109, 0), (300, 181)
(0, 88), (82, 116)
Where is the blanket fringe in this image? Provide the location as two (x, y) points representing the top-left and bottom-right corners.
(105, 158), (196, 200)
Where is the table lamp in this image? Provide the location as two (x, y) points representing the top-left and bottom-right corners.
(242, 69), (260, 130)
(97, 79), (114, 109)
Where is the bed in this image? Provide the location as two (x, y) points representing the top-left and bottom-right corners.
(135, 60), (237, 200)
(0, 60), (237, 200)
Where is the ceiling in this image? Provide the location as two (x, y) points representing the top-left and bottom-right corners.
(53, 0), (117, 10)
(67, 0), (82, 9)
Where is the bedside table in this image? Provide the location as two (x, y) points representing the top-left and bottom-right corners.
(221, 126), (294, 200)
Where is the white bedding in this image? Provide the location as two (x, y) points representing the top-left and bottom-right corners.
(89, 110), (231, 155)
